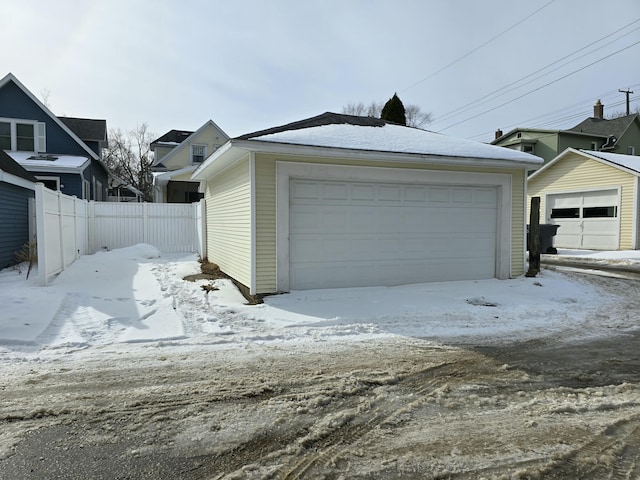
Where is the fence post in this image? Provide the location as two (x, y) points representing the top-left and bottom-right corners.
(197, 199), (206, 258)
(143, 202), (149, 245)
(58, 190), (66, 272)
(35, 184), (47, 286)
(88, 201), (95, 254)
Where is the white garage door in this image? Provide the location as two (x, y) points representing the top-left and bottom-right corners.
(547, 189), (619, 250)
(289, 179), (498, 290)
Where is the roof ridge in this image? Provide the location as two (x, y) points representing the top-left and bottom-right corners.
(236, 112), (389, 139)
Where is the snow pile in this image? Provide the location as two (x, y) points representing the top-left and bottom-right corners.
(0, 244), (631, 362)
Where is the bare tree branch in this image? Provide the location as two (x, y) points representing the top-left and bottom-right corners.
(342, 100), (432, 129)
(104, 124), (155, 201)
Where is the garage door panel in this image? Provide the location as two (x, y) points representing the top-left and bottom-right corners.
(322, 182), (349, 200)
(290, 179), (498, 289)
(404, 186), (427, 202)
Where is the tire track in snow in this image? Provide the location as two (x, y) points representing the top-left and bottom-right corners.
(541, 414), (640, 479)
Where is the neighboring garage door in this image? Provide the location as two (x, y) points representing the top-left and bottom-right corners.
(289, 179), (498, 290)
(547, 189), (619, 250)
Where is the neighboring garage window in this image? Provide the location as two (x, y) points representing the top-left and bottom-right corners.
(551, 207), (579, 219)
(552, 206), (617, 219)
(583, 206), (617, 218)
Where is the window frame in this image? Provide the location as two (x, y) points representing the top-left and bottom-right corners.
(0, 117), (46, 152)
(190, 144), (207, 164)
(35, 175), (60, 191)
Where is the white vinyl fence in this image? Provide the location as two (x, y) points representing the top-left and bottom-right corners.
(34, 184), (205, 285)
(35, 184), (89, 286)
(88, 202), (203, 253)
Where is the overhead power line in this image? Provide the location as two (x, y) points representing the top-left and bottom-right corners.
(432, 19), (640, 127)
(438, 40), (640, 133)
(399, 0), (556, 93)
(467, 91), (640, 142)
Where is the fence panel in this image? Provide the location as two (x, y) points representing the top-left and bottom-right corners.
(35, 184), (88, 285)
(89, 201), (204, 254)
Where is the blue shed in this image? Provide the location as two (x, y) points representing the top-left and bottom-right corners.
(0, 150), (36, 269)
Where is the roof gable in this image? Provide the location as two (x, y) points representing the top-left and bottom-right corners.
(0, 73), (99, 160)
(151, 120), (229, 168)
(529, 147), (640, 180)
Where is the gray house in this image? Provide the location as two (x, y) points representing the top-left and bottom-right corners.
(0, 149), (36, 268)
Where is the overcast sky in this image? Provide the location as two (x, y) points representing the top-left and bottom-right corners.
(2, 0), (639, 143)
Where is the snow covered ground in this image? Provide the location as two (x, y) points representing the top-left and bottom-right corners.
(1, 244), (638, 361)
(2, 245), (640, 478)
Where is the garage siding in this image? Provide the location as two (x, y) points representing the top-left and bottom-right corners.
(204, 156), (252, 288)
(528, 151), (636, 249)
(253, 154), (526, 293)
(255, 158), (277, 293)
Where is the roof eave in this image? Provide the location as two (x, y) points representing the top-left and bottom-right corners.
(0, 170), (36, 190)
(193, 138), (541, 181)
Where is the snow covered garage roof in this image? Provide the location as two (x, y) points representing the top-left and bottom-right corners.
(194, 112), (542, 179)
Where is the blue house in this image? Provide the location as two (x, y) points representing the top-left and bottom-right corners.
(0, 73), (110, 200)
(0, 149), (36, 268)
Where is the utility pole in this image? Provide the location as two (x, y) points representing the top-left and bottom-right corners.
(619, 88), (634, 115)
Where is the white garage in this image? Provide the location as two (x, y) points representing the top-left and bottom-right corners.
(289, 178), (498, 289)
(193, 112), (543, 295)
(547, 189), (620, 250)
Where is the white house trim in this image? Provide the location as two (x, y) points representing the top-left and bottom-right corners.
(0, 170), (36, 190)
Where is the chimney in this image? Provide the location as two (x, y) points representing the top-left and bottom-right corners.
(495, 128), (503, 140)
(594, 99), (604, 120)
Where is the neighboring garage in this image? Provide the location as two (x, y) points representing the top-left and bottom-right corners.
(193, 112), (542, 295)
(528, 148), (640, 251)
(546, 189), (620, 250)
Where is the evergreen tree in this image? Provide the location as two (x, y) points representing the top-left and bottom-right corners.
(380, 93), (407, 125)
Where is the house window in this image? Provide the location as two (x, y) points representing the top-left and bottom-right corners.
(522, 145), (534, 154)
(591, 142), (598, 150)
(628, 146), (636, 155)
(0, 118), (46, 152)
(0, 122), (10, 149)
(191, 144), (207, 163)
(16, 123), (34, 151)
(36, 176), (60, 191)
